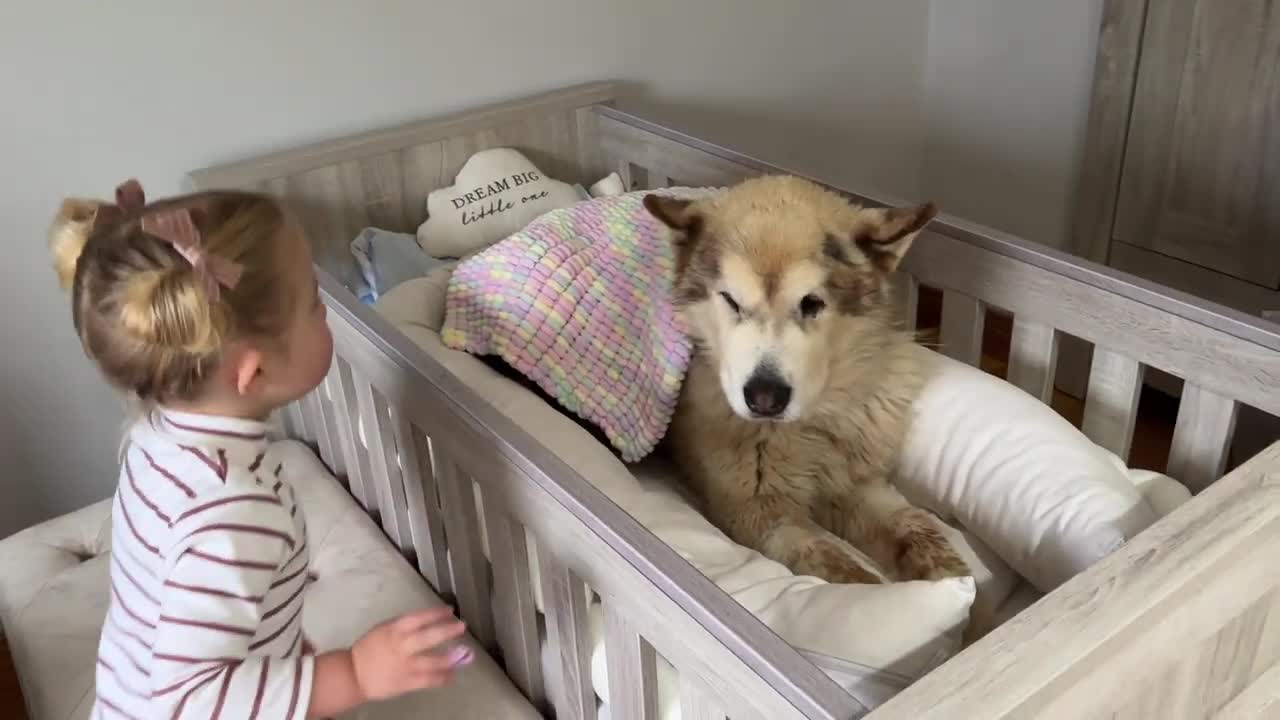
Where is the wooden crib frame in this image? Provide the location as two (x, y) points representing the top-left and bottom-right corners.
(188, 82), (1280, 719)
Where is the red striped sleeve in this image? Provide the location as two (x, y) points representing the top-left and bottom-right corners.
(248, 659), (270, 720)
(111, 554), (157, 605)
(94, 694), (140, 720)
(187, 549), (277, 571)
(123, 456), (171, 525)
(183, 523), (295, 550)
(167, 669), (222, 718)
(109, 579), (157, 630)
(159, 615), (256, 637)
(105, 608), (153, 651)
(269, 564), (307, 590)
(210, 671), (234, 719)
(286, 654), (304, 720)
(280, 540), (308, 571)
(147, 483), (312, 719)
(116, 494), (160, 556)
(151, 666), (222, 697)
(101, 626), (150, 676)
(261, 583), (305, 622)
(285, 629), (302, 657)
(96, 659), (148, 700)
(162, 579), (264, 604)
(249, 602), (302, 651)
(175, 494), (282, 524)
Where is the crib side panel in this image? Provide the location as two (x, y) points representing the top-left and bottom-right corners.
(285, 284), (862, 720)
(187, 82), (616, 295)
(862, 440), (1280, 719)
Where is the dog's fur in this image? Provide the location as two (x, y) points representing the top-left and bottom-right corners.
(645, 176), (969, 584)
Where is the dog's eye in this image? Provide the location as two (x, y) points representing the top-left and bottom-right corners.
(719, 291), (741, 315)
(799, 294), (826, 318)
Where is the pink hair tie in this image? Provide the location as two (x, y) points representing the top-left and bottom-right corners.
(114, 178), (244, 301)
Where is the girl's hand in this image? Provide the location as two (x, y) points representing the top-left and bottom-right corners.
(350, 606), (473, 701)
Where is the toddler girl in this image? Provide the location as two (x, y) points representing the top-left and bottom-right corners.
(50, 179), (474, 719)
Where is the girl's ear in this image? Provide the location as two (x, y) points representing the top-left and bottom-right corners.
(224, 343), (266, 397)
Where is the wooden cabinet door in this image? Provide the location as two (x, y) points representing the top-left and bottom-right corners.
(1112, 0), (1280, 289)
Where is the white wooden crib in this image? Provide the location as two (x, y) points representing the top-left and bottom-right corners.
(186, 82), (1280, 719)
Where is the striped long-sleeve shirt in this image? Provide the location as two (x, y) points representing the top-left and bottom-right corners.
(93, 409), (314, 720)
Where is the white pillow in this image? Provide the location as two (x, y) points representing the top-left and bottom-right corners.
(892, 345), (1160, 593)
(416, 148), (585, 258)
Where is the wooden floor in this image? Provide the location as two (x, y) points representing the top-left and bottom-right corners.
(1, 635), (28, 720)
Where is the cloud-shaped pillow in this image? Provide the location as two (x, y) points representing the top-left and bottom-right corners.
(416, 148), (584, 258)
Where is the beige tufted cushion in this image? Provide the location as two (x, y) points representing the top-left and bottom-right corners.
(0, 440), (538, 720)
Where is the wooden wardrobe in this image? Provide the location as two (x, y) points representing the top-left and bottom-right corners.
(1071, 0), (1280, 464)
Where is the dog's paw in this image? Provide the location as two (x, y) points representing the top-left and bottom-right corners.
(895, 528), (971, 581)
(823, 560), (886, 585)
(804, 543), (885, 585)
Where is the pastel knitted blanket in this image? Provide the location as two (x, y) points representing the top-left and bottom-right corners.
(441, 188), (714, 461)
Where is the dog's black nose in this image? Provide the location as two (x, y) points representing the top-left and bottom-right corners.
(743, 372), (792, 417)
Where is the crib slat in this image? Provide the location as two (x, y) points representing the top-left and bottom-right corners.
(433, 456), (495, 651)
(679, 675), (726, 720)
(322, 380), (349, 477)
(1081, 348), (1145, 460)
(391, 413), (452, 595)
(295, 392), (319, 446)
(617, 161), (635, 191)
(893, 273), (920, 332)
(604, 603), (659, 720)
(1167, 383), (1239, 493)
(326, 359), (373, 509)
(1007, 318), (1060, 404)
(479, 493), (545, 706)
(537, 547), (597, 720)
(939, 290), (985, 366)
(353, 378), (413, 553)
(645, 169), (671, 189)
(283, 403), (306, 442)
(312, 383), (343, 473)
(318, 374), (347, 478)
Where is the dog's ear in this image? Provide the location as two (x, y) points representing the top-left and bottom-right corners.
(852, 201), (937, 273)
(644, 194), (703, 242)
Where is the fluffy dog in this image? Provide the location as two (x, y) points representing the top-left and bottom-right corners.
(645, 176), (969, 584)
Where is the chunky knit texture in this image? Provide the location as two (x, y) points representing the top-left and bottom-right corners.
(441, 188), (714, 461)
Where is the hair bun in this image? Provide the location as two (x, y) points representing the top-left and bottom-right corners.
(49, 198), (107, 289)
(119, 268), (226, 356)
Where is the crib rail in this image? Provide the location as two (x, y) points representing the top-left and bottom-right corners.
(591, 105), (1280, 492)
(282, 271), (861, 720)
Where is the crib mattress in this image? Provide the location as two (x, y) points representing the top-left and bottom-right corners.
(0, 441), (539, 720)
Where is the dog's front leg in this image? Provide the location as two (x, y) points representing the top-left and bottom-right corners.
(830, 483), (970, 582)
(712, 496), (885, 585)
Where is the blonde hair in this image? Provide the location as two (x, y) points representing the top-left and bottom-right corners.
(50, 187), (294, 403)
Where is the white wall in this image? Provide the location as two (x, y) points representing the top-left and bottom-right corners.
(920, 0), (1104, 249)
(0, 1), (623, 538)
(0, 1), (934, 537)
(617, 0), (932, 199)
